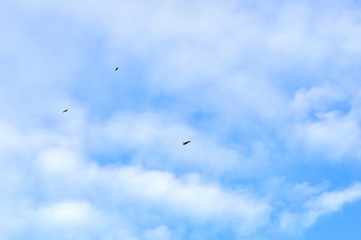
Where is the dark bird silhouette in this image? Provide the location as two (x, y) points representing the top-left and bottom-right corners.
(63, 109), (68, 113)
(114, 67), (119, 71)
(182, 140), (191, 145)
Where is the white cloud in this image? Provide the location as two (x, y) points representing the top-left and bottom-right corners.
(88, 112), (248, 175)
(110, 166), (270, 228)
(0, 115), (271, 236)
(8, 0), (359, 87)
(290, 85), (346, 118)
(36, 201), (101, 228)
(292, 111), (361, 159)
(279, 182), (361, 232)
(1, 0), (361, 239)
(34, 149), (271, 232)
(36, 148), (83, 175)
(0, 198), (139, 240)
(291, 182), (329, 200)
(0, 122), (24, 155)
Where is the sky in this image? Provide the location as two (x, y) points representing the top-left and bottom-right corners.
(1, 0), (361, 239)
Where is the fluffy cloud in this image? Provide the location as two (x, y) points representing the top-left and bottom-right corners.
(35, 201), (101, 228)
(290, 85), (347, 118)
(292, 111), (361, 160)
(287, 82), (361, 161)
(34, 147), (271, 231)
(0, 118), (271, 238)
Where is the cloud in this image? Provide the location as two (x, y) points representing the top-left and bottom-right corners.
(34, 147), (271, 232)
(0, 198), (138, 240)
(35, 201), (101, 228)
(36, 148), (83, 175)
(87, 112), (250, 175)
(0, 119), (271, 238)
(292, 111), (361, 159)
(1, 0), (361, 239)
(287, 82), (361, 161)
(7, 0), (360, 88)
(0, 109), (271, 235)
(290, 85), (347, 118)
(279, 182), (361, 232)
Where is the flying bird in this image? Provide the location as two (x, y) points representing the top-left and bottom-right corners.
(182, 140), (191, 145)
(114, 67), (119, 71)
(63, 109), (68, 113)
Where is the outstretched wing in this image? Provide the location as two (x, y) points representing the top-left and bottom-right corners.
(182, 141), (191, 145)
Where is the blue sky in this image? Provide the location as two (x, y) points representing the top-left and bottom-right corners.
(1, 0), (361, 239)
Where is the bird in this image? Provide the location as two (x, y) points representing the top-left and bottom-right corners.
(114, 67), (119, 71)
(63, 109), (68, 113)
(182, 140), (191, 145)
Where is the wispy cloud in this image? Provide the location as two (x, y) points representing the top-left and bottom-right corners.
(279, 182), (361, 232)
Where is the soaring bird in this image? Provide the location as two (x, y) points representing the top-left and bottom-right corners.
(63, 109), (68, 113)
(182, 140), (191, 145)
(114, 67), (119, 71)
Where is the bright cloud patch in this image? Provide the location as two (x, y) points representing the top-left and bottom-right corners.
(36, 201), (100, 228)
